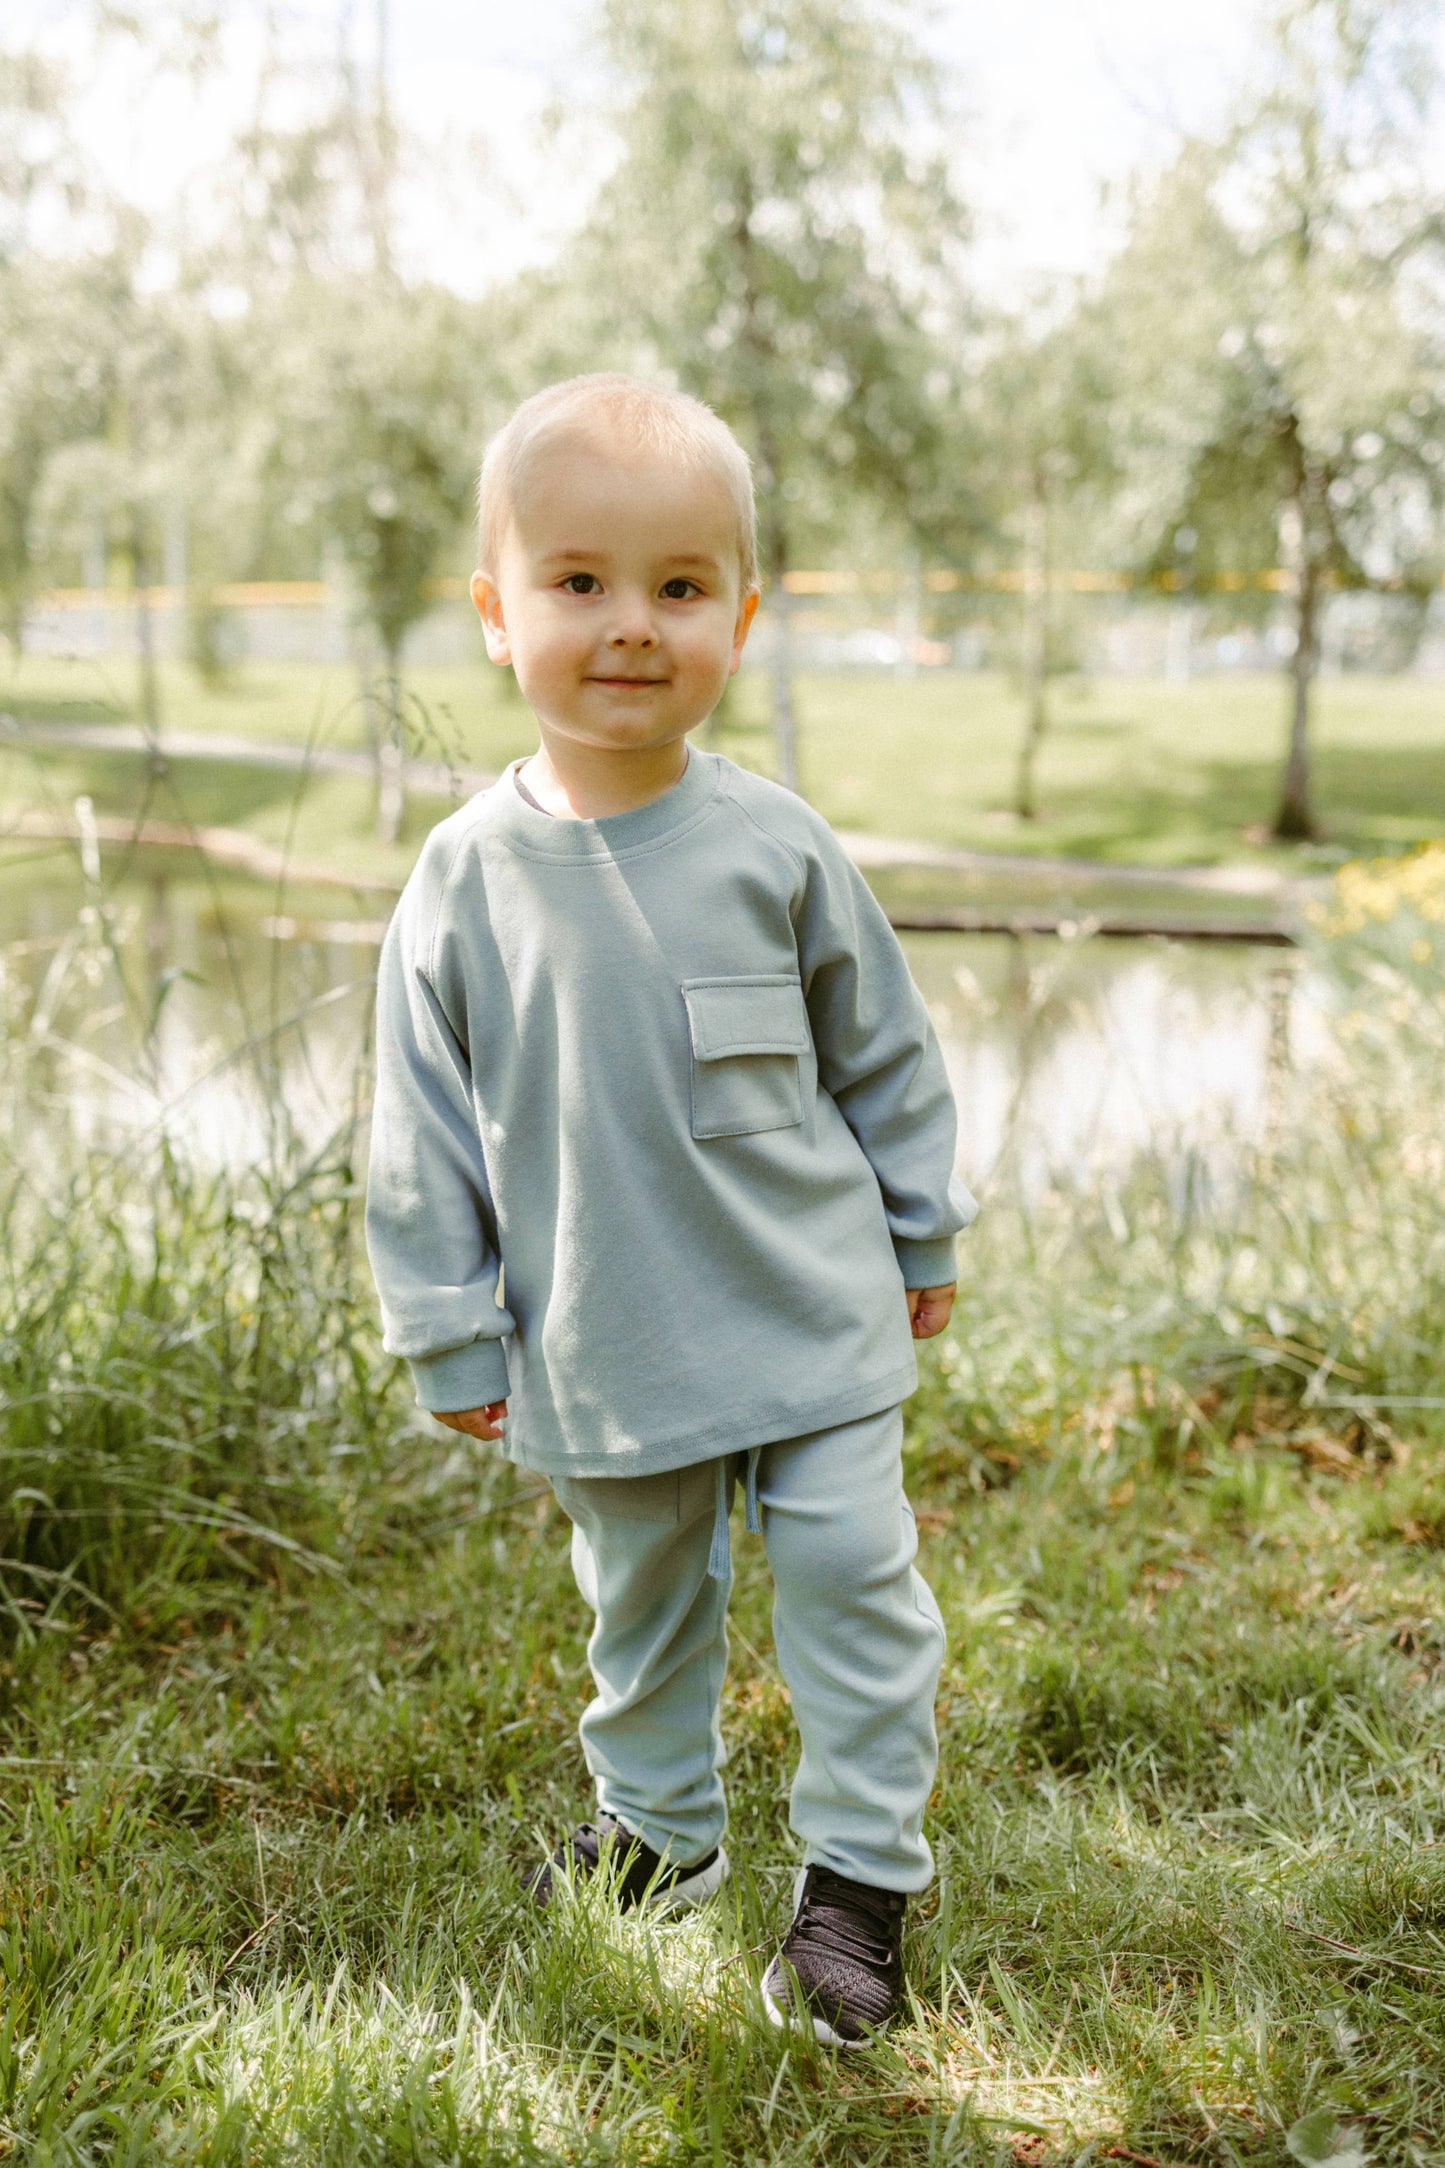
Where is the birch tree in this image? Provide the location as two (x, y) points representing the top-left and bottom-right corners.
(1104, 0), (1445, 839)
(973, 311), (1116, 820)
(252, 282), (476, 838)
(555, 0), (970, 791)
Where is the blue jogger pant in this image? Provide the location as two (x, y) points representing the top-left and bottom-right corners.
(549, 1403), (945, 1893)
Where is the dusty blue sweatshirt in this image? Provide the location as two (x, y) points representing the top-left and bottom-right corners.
(365, 750), (976, 1478)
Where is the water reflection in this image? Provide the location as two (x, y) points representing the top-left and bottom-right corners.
(0, 867), (1315, 1190)
(907, 935), (1316, 1191)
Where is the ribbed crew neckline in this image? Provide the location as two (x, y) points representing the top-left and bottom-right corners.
(494, 747), (722, 861)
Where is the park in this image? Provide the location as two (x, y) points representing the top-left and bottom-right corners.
(3, 1), (1445, 2163)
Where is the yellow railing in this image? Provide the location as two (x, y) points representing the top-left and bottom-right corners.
(28, 566), (1433, 609)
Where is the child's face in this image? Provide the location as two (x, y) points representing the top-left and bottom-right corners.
(471, 432), (759, 758)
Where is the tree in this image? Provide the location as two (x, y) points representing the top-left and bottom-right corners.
(0, 47), (101, 656)
(971, 307), (1117, 820)
(1103, 0), (1445, 839)
(0, 259), (109, 658)
(260, 279), (482, 840)
(1, 22), (249, 705)
(202, 5), (490, 840)
(550, 0), (971, 790)
(35, 248), (213, 745)
(0, 42), (82, 264)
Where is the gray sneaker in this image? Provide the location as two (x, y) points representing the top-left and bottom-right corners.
(762, 1865), (907, 2046)
(525, 1815), (728, 1913)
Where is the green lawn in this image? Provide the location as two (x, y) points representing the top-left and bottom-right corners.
(11, 1408), (1445, 2165)
(4, 649), (1444, 871)
(0, 651), (525, 759)
(5, 915), (1445, 2162)
(777, 669), (1445, 865)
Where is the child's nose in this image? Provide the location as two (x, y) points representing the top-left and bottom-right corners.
(606, 594), (660, 646)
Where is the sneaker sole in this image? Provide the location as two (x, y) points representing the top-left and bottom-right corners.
(644, 1846), (730, 1914)
(760, 1969), (862, 2050)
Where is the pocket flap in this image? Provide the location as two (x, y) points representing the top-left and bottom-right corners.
(682, 976), (810, 1061)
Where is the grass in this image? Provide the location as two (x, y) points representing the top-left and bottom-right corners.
(4, 648), (1445, 874)
(3, 881), (1445, 2161)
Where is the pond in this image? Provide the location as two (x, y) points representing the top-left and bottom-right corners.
(0, 857), (1318, 1194)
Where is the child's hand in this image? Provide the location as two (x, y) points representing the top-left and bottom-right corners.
(434, 1401), (509, 1441)
(907, 1284), (956, 1339)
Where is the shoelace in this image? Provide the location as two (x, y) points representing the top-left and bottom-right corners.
(790, 1869), (903, 1967)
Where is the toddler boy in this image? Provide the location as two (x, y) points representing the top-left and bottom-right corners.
(365, 374), (975, 2046)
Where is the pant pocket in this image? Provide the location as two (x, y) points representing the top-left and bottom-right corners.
(553, 1468), (683, 1525)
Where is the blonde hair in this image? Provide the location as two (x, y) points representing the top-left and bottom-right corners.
(477, 374), (758, 591)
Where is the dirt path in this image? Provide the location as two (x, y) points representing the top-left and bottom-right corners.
(1, 714), (488, 801)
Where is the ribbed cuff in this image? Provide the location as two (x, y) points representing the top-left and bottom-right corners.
(410, 1336), (511, 1413)
(893, 1235), (959, 1290)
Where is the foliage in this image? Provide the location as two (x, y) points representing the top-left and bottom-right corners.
(0, 917), (413, 1633)
(1310, 837), (1445, 984)
(1099, 0), (1445, 838)
(0, 257), (110, 652)
(225, 278), (490, 837)
(0, 42), (82, 262)
(259, 280), (482, 671)
(541, 0), (975, 779)
(579, 0), (969, 557)
(3, 0), (1444, 859)
(0, 1142), (387, 1631)
(969, 307), (1120, 817)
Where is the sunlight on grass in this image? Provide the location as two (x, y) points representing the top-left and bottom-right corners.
(5, 649), (1445, 867)
(2, 855), (1445, 2160)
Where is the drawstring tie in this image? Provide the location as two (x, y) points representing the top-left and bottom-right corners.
(744, 1444), (762, 1534)
(707, 1446), (764, 1580)
(707, 1462), (730, 1580)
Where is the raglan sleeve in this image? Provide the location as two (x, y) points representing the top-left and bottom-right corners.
(795, 822), (977, 1288)
(364, 877), (514, 1412)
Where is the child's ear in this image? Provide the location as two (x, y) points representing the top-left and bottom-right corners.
(471, 571), (511, 665)
(729, 587), (761, 675)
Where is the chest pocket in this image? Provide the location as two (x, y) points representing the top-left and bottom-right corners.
(682, 975), (811, 1140)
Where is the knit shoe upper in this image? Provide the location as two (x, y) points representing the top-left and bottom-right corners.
(761, 1865), (907, 2046)
(525, 1815), (726, 1913)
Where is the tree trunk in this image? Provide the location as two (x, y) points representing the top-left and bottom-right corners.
(360, 665), (382, 796)
(1015, 484), (1048, 821)
(894, 549), (920, 679)
(371, 0), (395, 279)
(132, 524), (163, 765)
(1274, 495), (1320, 842)
(761, 516), (798, 792)
(376, 644), (406, 844)
(1165, 602), (1193, 685)
(769, 585), (798, 793)
(727, 180), (797, 791)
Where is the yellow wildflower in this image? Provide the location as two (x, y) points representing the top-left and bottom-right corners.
(1321, 842), (1445, 937)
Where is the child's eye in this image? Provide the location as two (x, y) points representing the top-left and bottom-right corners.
(561, 573), (600, 594)
(659, 578), (700, 600)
